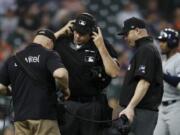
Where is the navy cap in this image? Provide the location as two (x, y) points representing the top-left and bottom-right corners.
(36, 29), (56, 43)
(74, 13), (96, 35)
(118, 17), (146, 36)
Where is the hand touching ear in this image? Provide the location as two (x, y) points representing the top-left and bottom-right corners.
(92, 27), (105, 48)
(63, 20), (76, 36)
(54, 20), (75, 38)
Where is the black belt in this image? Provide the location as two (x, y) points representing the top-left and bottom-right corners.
(162, 100), (177, 106)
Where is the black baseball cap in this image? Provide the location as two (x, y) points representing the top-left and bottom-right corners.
(74, 13), (96, 35)
(36, 29), (56, 43)
(118, 17), (146, 36)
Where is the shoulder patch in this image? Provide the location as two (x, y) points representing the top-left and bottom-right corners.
(138, 65), (146, 74)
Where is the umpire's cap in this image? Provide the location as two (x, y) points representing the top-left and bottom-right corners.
(74, 13), (96, 35)
(118, 17), (146, 36)
(36, 29), (56, 43)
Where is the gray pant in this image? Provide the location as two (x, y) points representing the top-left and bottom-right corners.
(153, 100), (180, 135)
(60, 96), (112, 135)
(129, 108), (158, 135)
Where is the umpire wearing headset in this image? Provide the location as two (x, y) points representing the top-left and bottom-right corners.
(54, 13), (120, 135)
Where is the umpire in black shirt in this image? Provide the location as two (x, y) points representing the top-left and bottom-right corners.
(118, 17), (163, 135)
(0, 29), (70, 135)
(54, 13), (120, 135)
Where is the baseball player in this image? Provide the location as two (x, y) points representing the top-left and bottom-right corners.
(154, 28), (180, 135)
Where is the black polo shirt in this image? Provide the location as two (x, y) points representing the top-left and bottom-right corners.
(54, 36), (117, 97)
(119, 37), (163, 111)
(0, 43), (64, 121)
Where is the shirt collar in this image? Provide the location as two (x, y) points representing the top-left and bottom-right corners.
(135, 36), (153, 48)
(30, 43), (42, 47)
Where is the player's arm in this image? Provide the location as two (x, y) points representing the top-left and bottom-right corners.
(163, 73), (180, 90)
(92, 27), (120, 78)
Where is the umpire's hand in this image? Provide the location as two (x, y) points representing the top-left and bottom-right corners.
(54, 20), (75, 38)
(92, 27), (105, 48)
(63, 88), (71, 100)
(61, 20), (75, 36)
(119, 107), (134, 124)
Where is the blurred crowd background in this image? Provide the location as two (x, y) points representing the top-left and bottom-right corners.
(0, 0), (179, 134)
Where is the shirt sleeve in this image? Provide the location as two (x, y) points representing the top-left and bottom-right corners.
(46, 51), (65, 75)
(0, 60), (10, 86)
(104, 40), (118, 59)
(134, 47), (155, 83)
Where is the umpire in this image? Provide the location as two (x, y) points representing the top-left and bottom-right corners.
(54, 13), (120, 135)
(0, 29), (70, 135)
(118, 17), (163, 135)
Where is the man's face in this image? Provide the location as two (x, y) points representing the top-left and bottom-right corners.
(73, 31), (91, 45)
(159, 41), (170, 54)
(124, 29), (138, 47)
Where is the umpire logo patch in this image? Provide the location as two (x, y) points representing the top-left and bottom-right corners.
(139, 65), (146, 74)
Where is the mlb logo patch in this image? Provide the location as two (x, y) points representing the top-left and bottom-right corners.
(127, 64), (131, 70)
(14, 62), (18, 67)
(84, 56), (95, 63)
(79, 20), (86, 26)
(138, 65), (146, 74)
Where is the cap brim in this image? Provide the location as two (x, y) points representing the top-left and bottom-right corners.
(74, 25), (91, 35)
(36, 29), (56, 43)
(117, 28), (128, 36)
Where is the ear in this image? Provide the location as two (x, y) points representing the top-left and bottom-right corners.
(135, 28), (142, 37)
(46, 40), (53, 49)
(135, 28), (140, 34)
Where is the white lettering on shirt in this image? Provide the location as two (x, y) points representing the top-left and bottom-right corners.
(25, 55), (40, 63)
